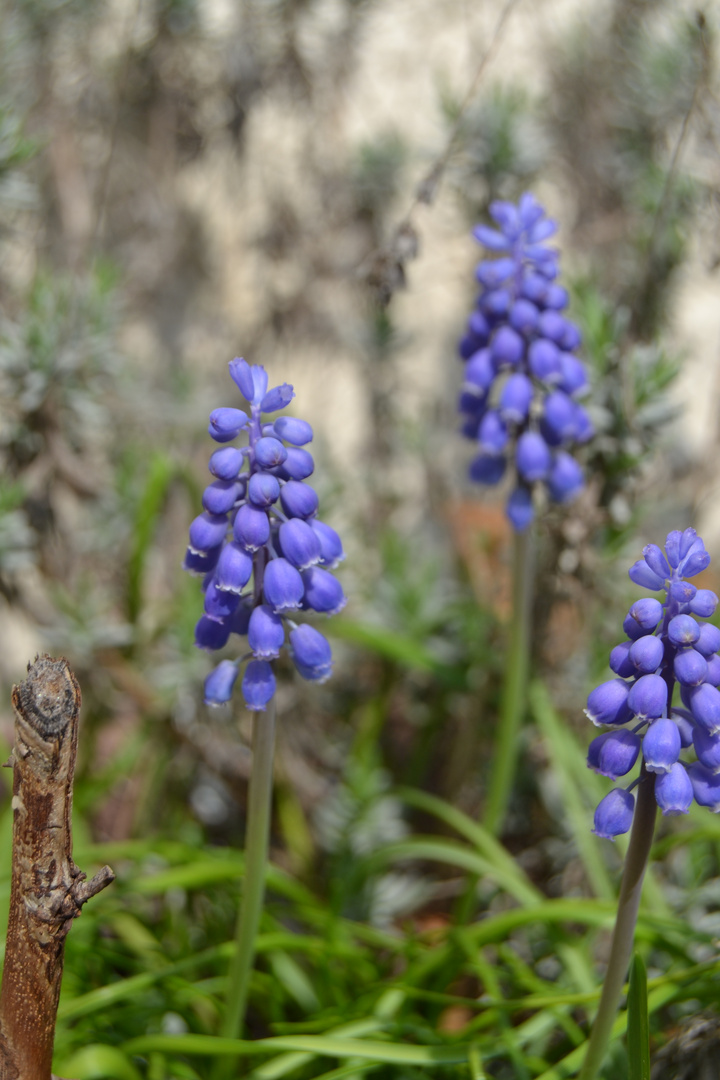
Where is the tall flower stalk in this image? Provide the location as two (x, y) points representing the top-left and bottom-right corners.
(184, 358), (345, 1052)
(580, 528), (720, 1079)
(457, 194), (592, 833)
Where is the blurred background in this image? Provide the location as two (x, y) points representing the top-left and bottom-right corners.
(1, 0), (720, 1068)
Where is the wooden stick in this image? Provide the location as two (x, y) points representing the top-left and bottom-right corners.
(0, 655), (114, 1080)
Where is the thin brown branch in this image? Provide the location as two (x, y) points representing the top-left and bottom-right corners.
(0, 656), (114, 1080)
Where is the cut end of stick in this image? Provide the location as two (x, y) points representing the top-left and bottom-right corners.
(12, 655), (81, 740)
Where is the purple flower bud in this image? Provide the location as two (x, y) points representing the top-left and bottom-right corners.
(640, 544), (669, 581)
(254, 437), (288, 468)
(673, 647), (708, 687)
(687, 762), (720, 810)
(290, 624), (332, 681)
(279, 447), (315, 481)
(664, 530), (682, 567)
(573, 404), (594, 444)
(479, 289), (510, 318)
(280, 480), (319, 520)
(189, 512), (229, 554)
(279, 518), (322, 570)
(625, 598), (663, 634)
(475, 257), (515, 288)
(229, 358), (268, 404)
(499, 373), (533, 423)
(459, 389), (486, 414)
(628, 634), (664, 674)
(489, 199), (521, 238)
(585, 678), (631, 727)
(248, 472), (281, 508)
(695, 623), (720, 658)
(310, 520), (345, 568)
(627, 673), (667, 720)
(229, 601), (252, 637)
(692, 726), (720, 773)
(301, 567), (347, 615)
(543, 393), (577, 446)
(520, 271), (547, 305)
(706, 654), (720, 685)
(479, 411), (509, 455)
(518, 192), (547, 230)
(204, 578), (241, 622)
(642, 717), (681, 773)
(248, 604), (285, 659)
(537, 310), (567, 344)
(560, 322), (582, 351)
(546, 451), (583, 503)
(670, 708), (695, 747)
(528, 338), (562, 382)
(668, 614), (700, 647)
(468, 312), (491, 340)
(261, 383), (295, 413)
(668, 579), (696, 604)
(509, 299), (539, 335)
(204, 660), (239, 706)
(689, 683), (720, 734)
(232, 504), (270, 551)
(215, 541), (253, 594)
(264, 558), (304, 613)
(655, 762), (693, 816)
(242, 659), (276, 710)
(208, 407), (248, 443)
(627, 559), (665, 591)
(202, 480), (243, 516)
(274, 416), (313, 446)
(610, 642), (636, 678)
(506, 486), (534, 532)
(491, 326), (524, 367)
(464, 349), (495, 392)
(209, 447), (245, 481)
(592, 788), (634, 840)
(183, 545), (221, 576)
(469, 453), (507, 485)
(558, 354), (588, 397)
(680, 539), (711, 578)
(544, 283), (568, 309)
(515, 432), (551, 482)
(195, 615), (231, 651)
(587, 730), (640, 779)
(689, 589), (718, 618)
(472, 224), (509, 250)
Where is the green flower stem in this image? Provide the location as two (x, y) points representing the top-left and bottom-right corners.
(217, 696), (277, 1072)
(484, 524), (534, 836)
(578, 769), (657, 1080)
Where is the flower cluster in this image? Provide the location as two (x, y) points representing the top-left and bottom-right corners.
(184, 358), (346, 710)
(586, 528), (720, 839)
(458, 193), (593, 531)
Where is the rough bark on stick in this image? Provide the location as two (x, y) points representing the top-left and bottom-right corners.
(0, 655), (114, 1080)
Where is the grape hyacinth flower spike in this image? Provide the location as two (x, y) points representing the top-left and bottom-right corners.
(457, 195), (594, 837)
(578, 528), (718, 1080)
(184, 356), (346, 711)
(185, 356), (345, 1062)
(459, 192), (592, 532)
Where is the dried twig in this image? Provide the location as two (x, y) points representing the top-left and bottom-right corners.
(0, 656), (114, 1080)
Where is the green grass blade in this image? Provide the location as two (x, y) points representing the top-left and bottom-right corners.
(627, 953), (650, 1080)
(368, 837), (537, 906)
(395, 787), (542, 905)
(57, 1044), (143, 1080)
(122, 1034), (471, 1065)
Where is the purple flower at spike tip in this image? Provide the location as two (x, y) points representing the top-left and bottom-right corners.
(185, 357), (346, 709)
(458, 193), (593, 531)
(585, 527), (720, 837)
